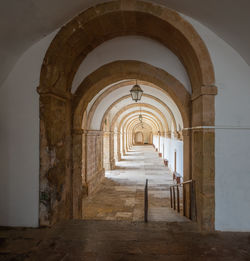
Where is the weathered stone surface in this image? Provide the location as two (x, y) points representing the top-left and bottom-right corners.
(192, 128), (215, 231)
(39, 93), (72, 226)
(83, 145), (188, 222)
(86, 131), (105, 195)
(1, 220), (250, 260)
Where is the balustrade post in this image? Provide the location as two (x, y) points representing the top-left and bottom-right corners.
(173, 186), (176, 210)
(183, 184), (186, 216)
(177, 186), (180, 212)
(170, 187), (173, 208)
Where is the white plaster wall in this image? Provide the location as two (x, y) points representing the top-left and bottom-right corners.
(72, 36), (191, 93)
(0, 31), (57, 227)
(153, 135), (159, 150)
(185, 16), (250, 231)
(153, 136), (183, 177)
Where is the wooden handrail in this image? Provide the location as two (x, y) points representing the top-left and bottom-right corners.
(169, 179), (196, 220)
(144, 179), (148, 222)
(171, 180), (193, 187)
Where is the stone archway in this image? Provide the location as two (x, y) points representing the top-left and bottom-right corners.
(37, 1), (217, 231)
(87, 83), (178, 131)
(120, 113), (161, 156)
(71, 60), (215, 231)
(135, 131), (144, 145)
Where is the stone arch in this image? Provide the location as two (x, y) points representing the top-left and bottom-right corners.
(133, 122), (153, 145)
(90, 94), (177, 131)
(122, 114), (161, 152)
(39, 0), (215, 95)
(38, 1), (217, 231)
(86, 81), (179, 131)
(128, 118), (156, 147)
(118, 111), (162, 133)
(135, 131), (144, 144)
(73, 61), (190, 130)
(109, 109), (164, 167)
(109, 103), (168, 132)
(119, 113), (161, 153)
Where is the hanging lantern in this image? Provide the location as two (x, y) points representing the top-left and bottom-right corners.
(139, 114), (143, 122)
(130, 81), (143, 102)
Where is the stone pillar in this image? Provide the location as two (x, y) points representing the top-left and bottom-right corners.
(126, 131), (129, 152)
(182, 129), (191, 181)
(128, 131), (131, 148)
(191, 85), (217, 231)
(38, 87), (72, 226)
(103, 131), (111, 170)
(122, 131), (126, 155)
(109, 131), (116, 170)
(182, 128), (192, 219)
(129, 131), (133, 148)
(117, 131), (121, 161)
(114, 132), (118, 161)
(72, 129), (84, 219)
(86, 130), (105, 195)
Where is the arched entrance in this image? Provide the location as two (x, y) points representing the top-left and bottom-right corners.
(37, 1), (217, 230)
(135, 131), (144, 145)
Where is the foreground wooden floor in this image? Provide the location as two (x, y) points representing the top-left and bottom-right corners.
(1, 220), (250, 260)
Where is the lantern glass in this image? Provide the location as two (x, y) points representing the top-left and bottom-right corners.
(130, 84), (143, 102)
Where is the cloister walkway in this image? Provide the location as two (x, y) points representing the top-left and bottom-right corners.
(2, 146), (250, 260)
(82, 145), (188, 222)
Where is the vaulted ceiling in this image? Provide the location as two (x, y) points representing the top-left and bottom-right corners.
(1, 0), (249, 87)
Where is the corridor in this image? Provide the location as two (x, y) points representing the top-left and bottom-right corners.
(82, 145), (188, 222)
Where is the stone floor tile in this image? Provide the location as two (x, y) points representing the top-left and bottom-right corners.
(83, 145), (185, 222)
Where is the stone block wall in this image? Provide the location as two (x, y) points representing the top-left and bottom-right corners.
(86, 131), (105, 195)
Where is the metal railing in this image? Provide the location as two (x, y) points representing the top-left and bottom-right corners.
(170, 180), (196, 220)
(144, 179), (148, 222)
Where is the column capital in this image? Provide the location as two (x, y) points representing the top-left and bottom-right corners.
(37, 85), (73, 101)
(86, 130), (103, 136)
(173, 131), (183, 140)
(73, 128), (84, 135)
(182, 128), (191, 136)
(165, 131), (171, 138)
(191, 85), (217, 101)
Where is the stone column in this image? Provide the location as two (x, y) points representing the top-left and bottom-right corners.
(191, 85), (217, 231)
(103, 131), (111, 170)
(182, 129), (191, 181)
(72, 129), (84, 219)
(117, 131), (121, 161)
(122, 131), (126, 155)
(129, 131), (133, 149)
(109, 131), (116, 170)
(38, 87), (72, 226)
(182, 128), (192, 219)
(126, 130), (129, 152)
(86, 130), (105, 195)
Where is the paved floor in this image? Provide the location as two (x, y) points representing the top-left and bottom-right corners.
(1, 220), (250, 260)
(1, 147), (250, 260)
(83, 145), (187, 222)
